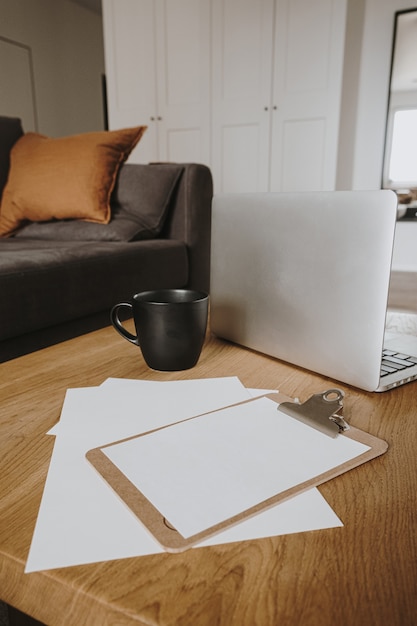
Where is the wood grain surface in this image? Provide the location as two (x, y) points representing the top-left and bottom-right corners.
(0, 325), (416, 625)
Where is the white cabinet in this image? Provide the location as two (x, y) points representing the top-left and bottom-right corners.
(102, 0), (211, 165)
(103, 0), (346, 191)
(103, 0), (157, 162)
(270, 0), (347, 192)
(212, 0), (347, 192)
(211, 0), (275, 192)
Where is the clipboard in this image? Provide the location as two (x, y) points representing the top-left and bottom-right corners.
(86, 389), (388, 552)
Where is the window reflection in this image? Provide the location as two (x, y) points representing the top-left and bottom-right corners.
(388, 108), (417, 185)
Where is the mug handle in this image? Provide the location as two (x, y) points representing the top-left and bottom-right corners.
(110, 302), (139, 345)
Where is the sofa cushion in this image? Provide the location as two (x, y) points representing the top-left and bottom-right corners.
(0, 116), (24, 201)
(0, 238), (189, 341)
(0, 126), (146, 237)
(14, 163), (184, 242)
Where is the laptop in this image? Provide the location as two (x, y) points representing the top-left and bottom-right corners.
(210, 190), (417, 392)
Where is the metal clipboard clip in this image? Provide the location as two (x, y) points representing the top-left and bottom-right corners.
(279, 388), (350, 438)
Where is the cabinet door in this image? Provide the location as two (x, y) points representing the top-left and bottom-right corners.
(103, 0), (211, 165)
(102, 0), (158, 163)
(154, 0), (211, 164)
(212, 0), (275, 192)
(270, 0), (347, 191)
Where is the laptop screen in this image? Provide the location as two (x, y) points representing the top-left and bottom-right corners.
(210, 190), (398, 391)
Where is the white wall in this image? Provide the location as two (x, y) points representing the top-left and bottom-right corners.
(338, 0), (417, 271)
(336, 0), (366, 190)
(0, 0), (105, 137)
(350, 0), (417, 190)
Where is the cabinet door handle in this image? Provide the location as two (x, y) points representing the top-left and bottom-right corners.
(157, 116), (162, 121)
(150, 116), (155, 121)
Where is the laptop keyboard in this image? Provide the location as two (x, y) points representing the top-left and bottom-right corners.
(380, 349), (417, 377)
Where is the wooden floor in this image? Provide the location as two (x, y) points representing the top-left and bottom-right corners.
(388, 271), (417, 313)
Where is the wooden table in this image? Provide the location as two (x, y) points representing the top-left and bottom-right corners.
(1, 326), (416, 625)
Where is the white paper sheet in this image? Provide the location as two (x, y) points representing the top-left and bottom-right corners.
(25, 379), (343, 573)
(49, 377), (252, 438)
(47, 380), (277, 436)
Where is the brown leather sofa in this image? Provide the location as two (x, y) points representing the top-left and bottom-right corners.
(0, 116), (212, 361)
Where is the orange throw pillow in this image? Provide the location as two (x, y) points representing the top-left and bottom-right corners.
(0, 126), (146, 236)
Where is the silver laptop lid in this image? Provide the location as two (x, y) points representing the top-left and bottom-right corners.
(210, 190), (398, 391)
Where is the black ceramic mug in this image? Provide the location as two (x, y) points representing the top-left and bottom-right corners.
(110, 289), (209, 371)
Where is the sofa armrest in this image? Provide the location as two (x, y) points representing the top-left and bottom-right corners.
(162, 163), (213, 293)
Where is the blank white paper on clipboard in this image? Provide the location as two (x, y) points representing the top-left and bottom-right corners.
(93, 396), (372, 542)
